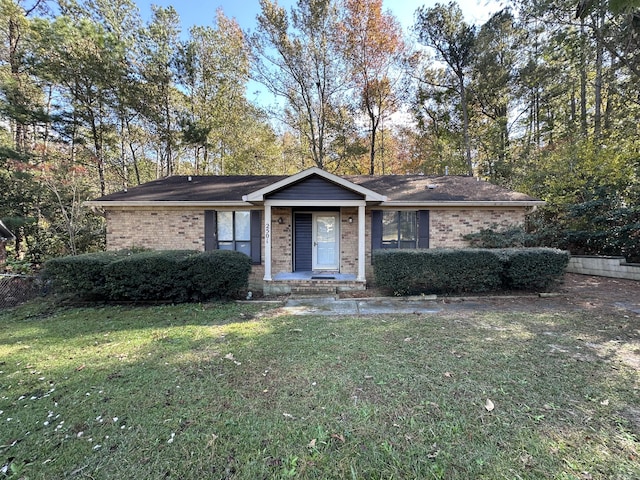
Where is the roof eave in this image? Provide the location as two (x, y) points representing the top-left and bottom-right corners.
(84, 201), (254, 208)
(380, 200), (546, 207)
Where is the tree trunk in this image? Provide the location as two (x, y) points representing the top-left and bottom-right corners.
(459, 75), (473, 176)
(593, 8), (605, 140)
(580, 20), (588, 138)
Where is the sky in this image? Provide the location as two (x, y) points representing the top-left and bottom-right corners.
(131, 0), (502, 106)
(132, 0), (503, 36)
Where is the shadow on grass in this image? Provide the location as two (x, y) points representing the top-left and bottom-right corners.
(0, 300), (638, 479)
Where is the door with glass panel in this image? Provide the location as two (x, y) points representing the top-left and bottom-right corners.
(312, 213), (339, 270)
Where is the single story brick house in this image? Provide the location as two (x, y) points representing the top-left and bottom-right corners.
(87, 167), (544, 295)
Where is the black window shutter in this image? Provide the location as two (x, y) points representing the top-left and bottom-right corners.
(371, 210), (382, 251)
(204, 210), (217, 251)
(250, 210), (262, 264)
(418, 210), (430, 248)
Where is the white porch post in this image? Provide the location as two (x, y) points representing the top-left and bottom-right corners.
(357, 204), (366, 281)
(264, 203), (272, 281)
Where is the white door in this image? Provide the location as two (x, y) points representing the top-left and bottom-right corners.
(312, 213), (339, 270)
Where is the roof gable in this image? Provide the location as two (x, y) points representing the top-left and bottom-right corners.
(243, 167), (386, 203)
(267, 175), (364, 201)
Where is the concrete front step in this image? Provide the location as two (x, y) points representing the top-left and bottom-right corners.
(264, 280), (366, 296)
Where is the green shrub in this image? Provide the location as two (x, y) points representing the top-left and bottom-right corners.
(373, 248), (570, 295)
(463, 225), (535, 248)
(185, 250), (252, 301)
(373, 249), (504, 295)
(44, 249), (252, 302)
(43, 251), (132, 299)
(104, 250), (195, 302)
(501, 248), (569, 290)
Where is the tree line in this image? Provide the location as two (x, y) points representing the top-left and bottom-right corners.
(1, 0), (638, 264)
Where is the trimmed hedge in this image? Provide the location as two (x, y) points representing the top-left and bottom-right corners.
(373, 248), (569, 295)
(501, 248), (570, 290)
(43, 249), (252, 302)
(43, 250), (134, 299)
(184, 250), (252, 301)
(104, 250), (195, 302)
(373, 249), (504, 295)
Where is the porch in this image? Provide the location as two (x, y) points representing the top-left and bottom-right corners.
(264, 271), (366, 296)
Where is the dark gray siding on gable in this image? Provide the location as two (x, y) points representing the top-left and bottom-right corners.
(268, 176), (363, 201)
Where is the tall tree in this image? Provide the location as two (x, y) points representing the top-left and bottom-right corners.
(250, 0), (349, 170)
(30, 14), (124, 195)
(0, 0), (48, 154)
(471, 9), (521, 183)
(414, 2), (476, 176)
(137, 5), (181, 177)
(340, 0), (405, 174)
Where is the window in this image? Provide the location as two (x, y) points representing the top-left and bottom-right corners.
(217, 211), (251, 256)
(382, 211), (417, 249)
(204, 210), (261, 264)
(371, 210), (429, 251)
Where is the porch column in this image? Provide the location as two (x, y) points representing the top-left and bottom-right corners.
(264, 203), (272, 281)
(357, 204), (365, 281)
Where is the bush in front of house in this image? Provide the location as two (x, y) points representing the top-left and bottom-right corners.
(104, 250), (195, 302)
(373, 248), (569, 295)
(184, 250), (252, 301)
(43, 250), (133, 299)
(373, 249), (504, 295)
(501, 248), (570, 290)
(44, 249), (252, 302)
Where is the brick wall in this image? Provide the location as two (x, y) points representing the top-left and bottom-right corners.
(340, 207), (358, 275)
(105, 209), (205, 251)
(271, 208), (292, 274)
(105, 206), (529, 288)
(429, 208), (527, 247)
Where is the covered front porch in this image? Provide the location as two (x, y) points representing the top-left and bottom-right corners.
(241, 168), (386, 296)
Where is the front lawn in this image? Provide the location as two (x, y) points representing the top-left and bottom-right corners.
(0, 300), (638, 479)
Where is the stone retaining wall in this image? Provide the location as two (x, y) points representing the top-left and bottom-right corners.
(567, 255), (640, 281)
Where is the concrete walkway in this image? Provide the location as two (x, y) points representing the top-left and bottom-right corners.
(282, 296), (444, 316)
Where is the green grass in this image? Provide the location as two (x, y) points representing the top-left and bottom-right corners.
(0, 299), (638, 479)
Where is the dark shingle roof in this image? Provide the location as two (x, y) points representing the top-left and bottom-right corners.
(88, 174), (540, 205)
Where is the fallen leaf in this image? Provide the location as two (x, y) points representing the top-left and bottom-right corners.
(443, 372), (453, 378)
(75, 365), (85, 371)
(331, 433), (345, 443)
(404, 337), (412, 342)
(600, 399), (609, 406)
(307, 438), (317, 448)
(224, 353), (235, 360)
(282, 413), (294, 419)
(485, 399), (495, 412)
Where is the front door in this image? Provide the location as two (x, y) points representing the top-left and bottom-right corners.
(312, 213), (339, 270)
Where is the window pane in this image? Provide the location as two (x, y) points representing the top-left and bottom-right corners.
(399, 211), (417, 242)
(235, 211), (250, 241)
(218, 242), (233, 250)
(218, 212), (233, 241)
(382, 211), (398, 244)
(236, 242), (251, 257)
